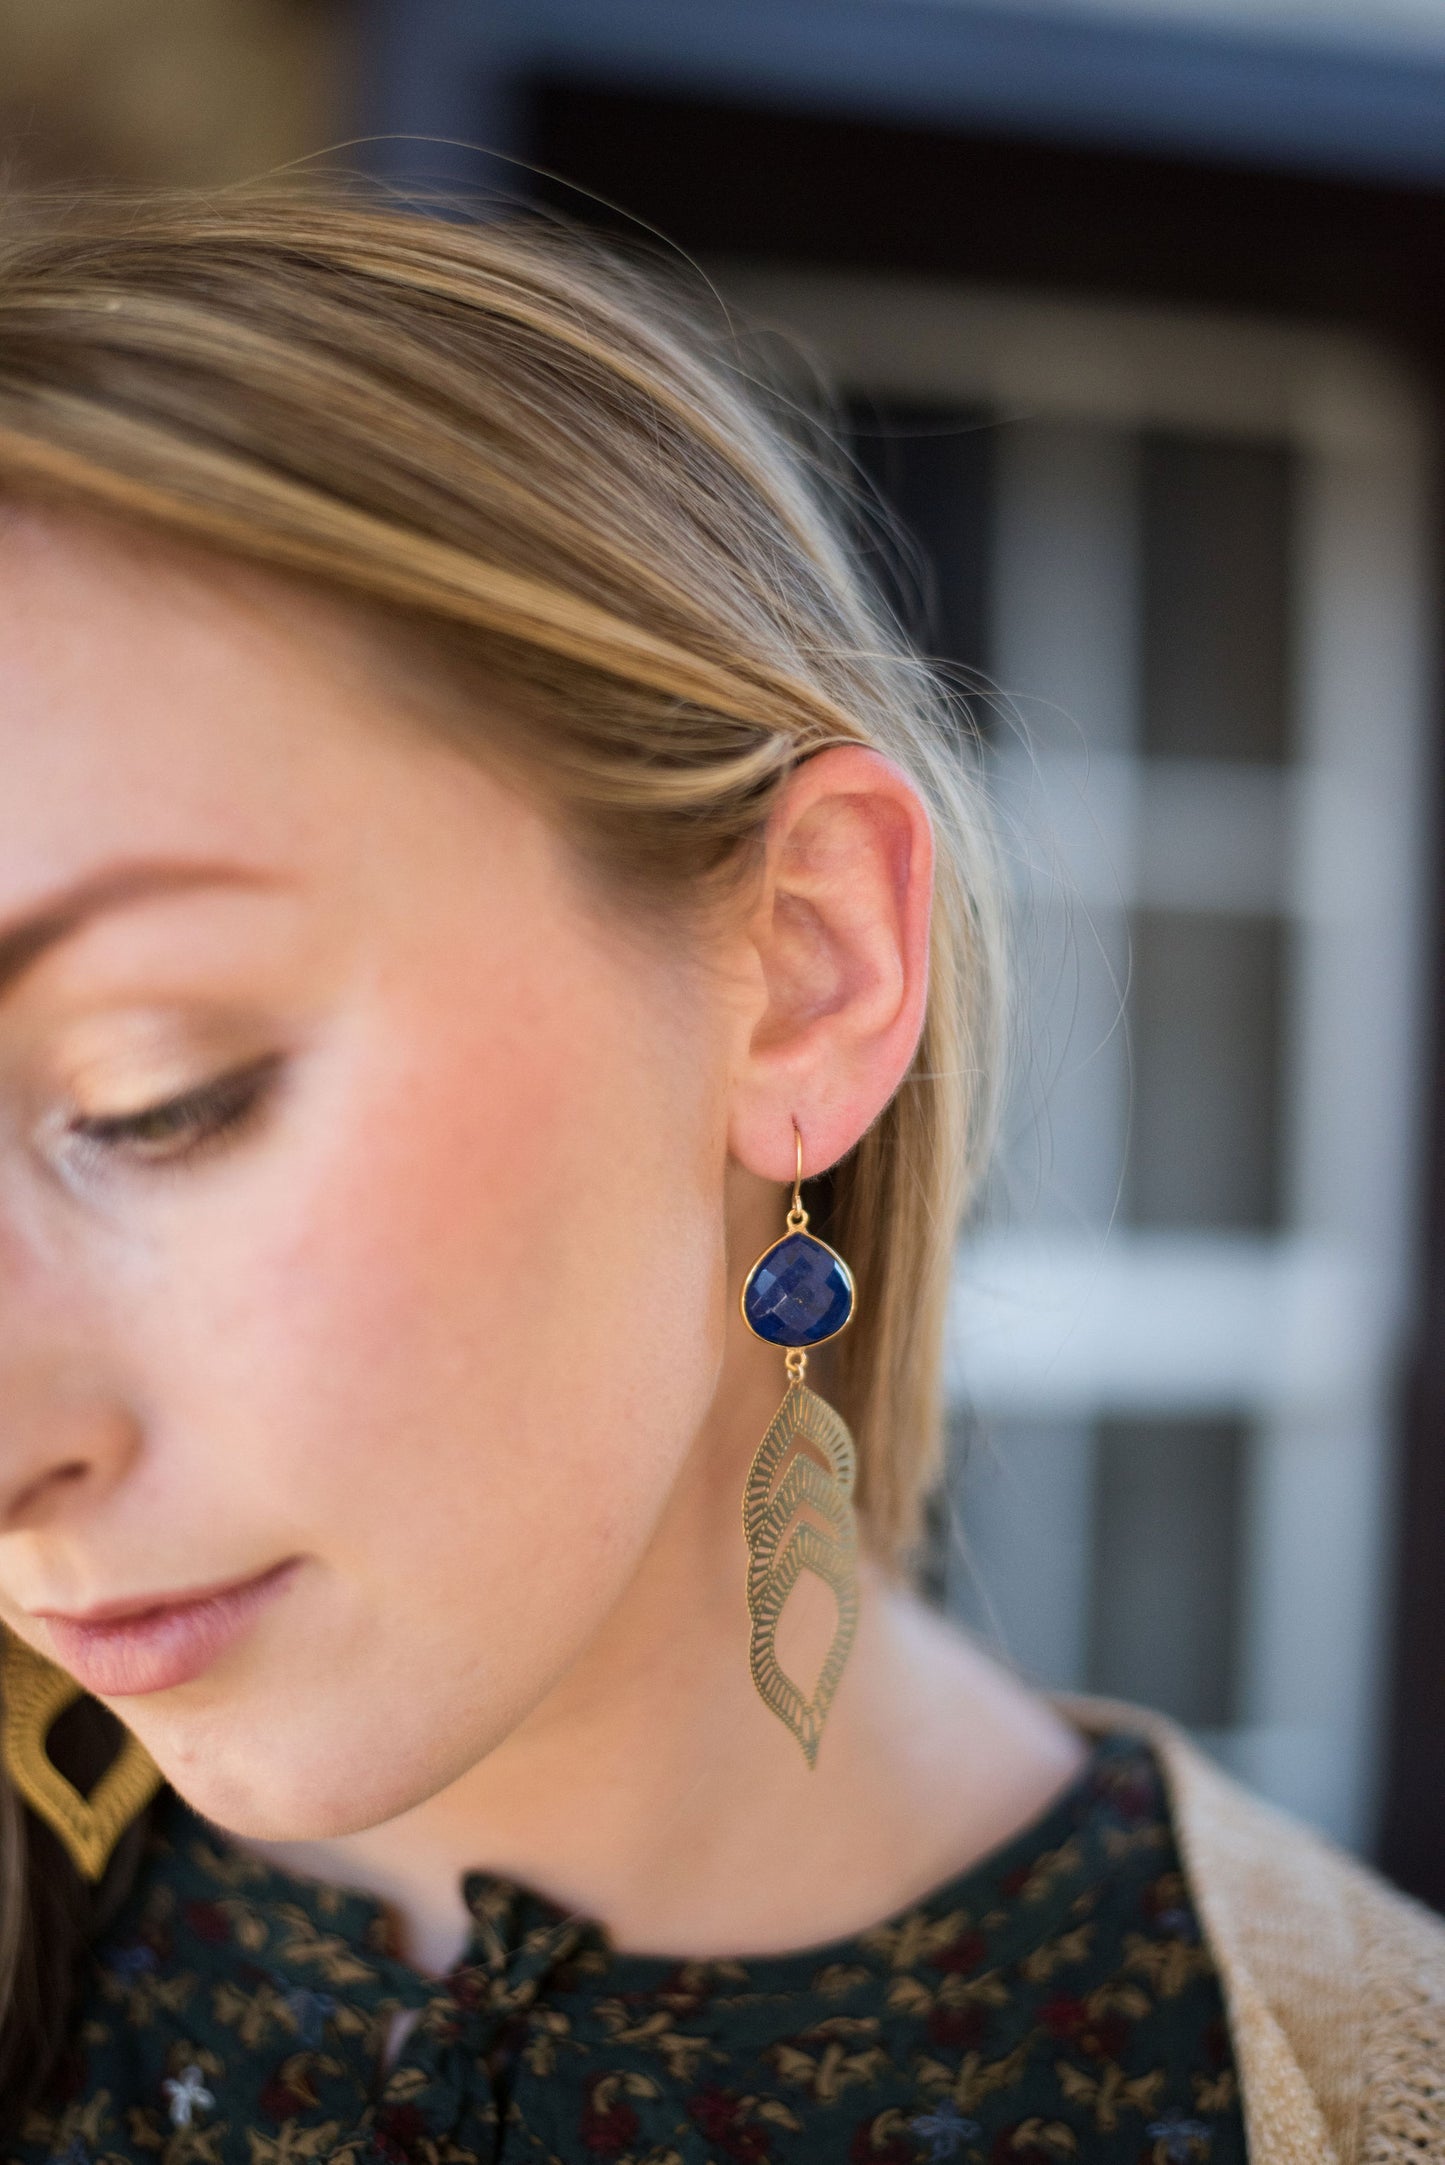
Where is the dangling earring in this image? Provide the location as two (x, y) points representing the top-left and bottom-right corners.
(739, 1121), (859, 1766)
(0, 1630), (163, 1880)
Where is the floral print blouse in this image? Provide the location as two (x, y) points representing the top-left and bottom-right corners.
(10, 1730), (1247, 2165)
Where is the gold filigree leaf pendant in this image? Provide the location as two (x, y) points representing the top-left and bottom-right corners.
(738, 1123), (860, 1766)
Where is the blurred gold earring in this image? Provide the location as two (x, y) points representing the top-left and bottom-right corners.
(738, 1122), (859, 1766)
(1, 1631), (162, 1881)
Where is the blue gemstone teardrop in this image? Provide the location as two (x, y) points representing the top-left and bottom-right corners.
(742, 1231), (855, 1348)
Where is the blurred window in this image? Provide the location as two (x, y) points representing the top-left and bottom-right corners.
(1088, 1415), (1247, 1730)
(845, 397), (993, 687)
(1141, 435), (1295, 765)
(1128, 909), (1287, 1232)
(718, 264), (1432, 1852)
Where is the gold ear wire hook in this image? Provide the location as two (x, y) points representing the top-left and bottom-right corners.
(786, 1120), (808, 1232)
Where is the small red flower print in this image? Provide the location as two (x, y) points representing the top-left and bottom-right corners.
(259, 2072), (312, 2121)
(1000, 1864), (1034, 1898)
(927, 2001), (987, 2049)
(991, 2123), (1076, 2164)
(581, 2073), (640, 2156)
(933, 1929), (988, 1974)
(446, 1964), (488, 2010)
(490, 2011), (531, 2064)
(686, 2085), (773, 2162)
(1040, 1994), (1129, 2059)
(373, 2101), (429, 2165)
(1108, 1770), (1158, 1823)
(1040, 1994), (1088, 2038)
(182, 1900), (231, 1945)
(1080, 2012), (1131, 2059)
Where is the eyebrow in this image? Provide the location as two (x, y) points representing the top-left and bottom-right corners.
(0, 859), (288, 1005)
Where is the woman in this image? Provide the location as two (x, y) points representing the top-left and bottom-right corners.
(0, 178), (1435, 2165)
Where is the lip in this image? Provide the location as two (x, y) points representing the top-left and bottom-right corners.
(32, 1557), (301, 1698)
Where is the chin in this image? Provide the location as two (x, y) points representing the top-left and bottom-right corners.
(136, 1700), (497, 1843)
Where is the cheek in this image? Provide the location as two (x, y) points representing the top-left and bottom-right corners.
(271, 952), (721, 1551)
(113, 919), (729, 1831)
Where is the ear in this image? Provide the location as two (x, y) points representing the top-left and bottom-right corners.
(728, 743), (933, 1181)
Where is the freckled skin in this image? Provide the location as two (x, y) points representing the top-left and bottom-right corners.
(0, 505), (737, 1824)
(0, 506), (1083, 1972)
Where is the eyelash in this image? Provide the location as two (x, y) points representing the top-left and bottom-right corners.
(64, 1054), (282, 1172)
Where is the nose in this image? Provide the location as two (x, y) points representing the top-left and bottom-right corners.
(0, 1218), (141, 1535)
(0, 1352), (142, 1532)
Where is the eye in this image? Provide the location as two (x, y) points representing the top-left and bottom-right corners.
(64, 1053), (283, 1170)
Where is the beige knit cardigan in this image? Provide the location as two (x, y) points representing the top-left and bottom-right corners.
(1055, 1694), (1445, 2161)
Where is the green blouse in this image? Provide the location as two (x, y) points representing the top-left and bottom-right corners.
(9, 1730), (1246, 2165)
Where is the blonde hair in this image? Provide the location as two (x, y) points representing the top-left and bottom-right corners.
(0, 174), (1003, 2111)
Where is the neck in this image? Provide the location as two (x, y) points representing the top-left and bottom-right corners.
(239, 1356), (1085, 1975)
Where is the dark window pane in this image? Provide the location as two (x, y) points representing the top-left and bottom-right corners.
(1141, 434), (1294, 762)
(844, 397), (993, 682)
(1087, 1415), (1246, 1729)
(1128, 910), (1287, 1231)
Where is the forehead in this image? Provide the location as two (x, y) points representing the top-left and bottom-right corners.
(0, 505), (474, 902)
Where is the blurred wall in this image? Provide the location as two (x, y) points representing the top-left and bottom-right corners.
(0, 0), (347, 185)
